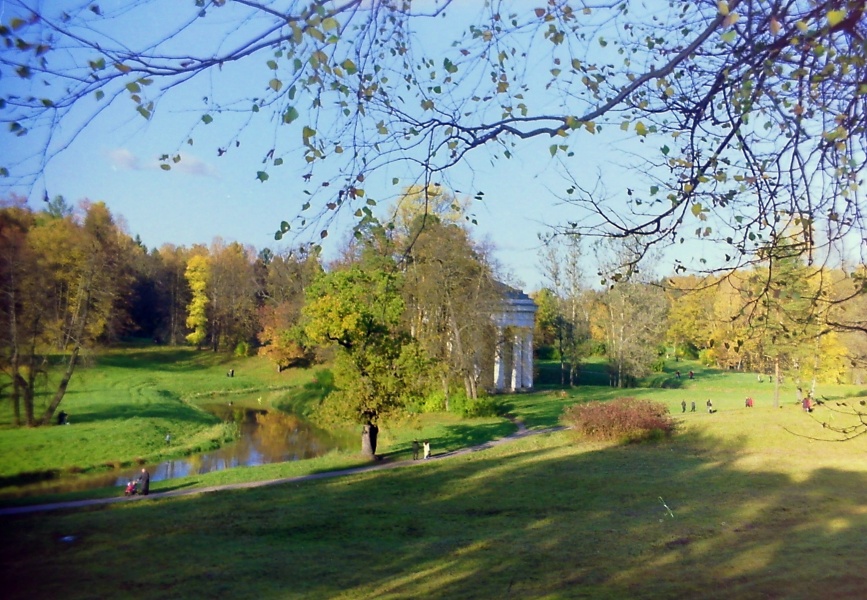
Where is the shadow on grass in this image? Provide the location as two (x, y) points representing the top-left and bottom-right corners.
(377, 421), (517, 461)
(94, 348), (218, 371)
(67, 398), (220, 426)
(154, 480), (199, 494)
(3, 427), (867, 599)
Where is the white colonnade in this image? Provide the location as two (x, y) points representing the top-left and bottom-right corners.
(492, 287), (537, 393)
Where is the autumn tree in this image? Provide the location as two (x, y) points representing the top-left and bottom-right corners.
(538, 234), (592, 386)
(0, 196), (39, 425)
(0, 198), (131, 426)
(257, 245), (322, 370)
(152, 244), (194, 345)
(302, 265), (428, 457)
(665, 275), (720, 360)
(591, 239), (668, 387)
(402, 216), (501, 406)
(3, 0), (866, 413)
(184, 252), (210, 349)
(207, 239), (260, 353)
(532, 287), (560, 358)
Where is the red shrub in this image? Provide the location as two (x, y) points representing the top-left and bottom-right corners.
(562, 397), (676, 443)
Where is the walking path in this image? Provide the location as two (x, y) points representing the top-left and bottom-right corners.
(0, 422), (565, 517)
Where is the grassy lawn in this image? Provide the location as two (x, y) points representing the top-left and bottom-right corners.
(2, 350), (867, 598)
(3, 404), (867, 598)
(0, 347), (515, 502)
(0, 346), (318, 482)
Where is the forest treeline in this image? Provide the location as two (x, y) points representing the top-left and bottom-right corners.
(2, 192), (866, 438)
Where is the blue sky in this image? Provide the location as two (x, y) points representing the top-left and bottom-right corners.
(1, 0), (703, 291)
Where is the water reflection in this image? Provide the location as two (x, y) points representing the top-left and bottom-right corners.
(139, 406), (342, 484)
(6, 407), (349, 498)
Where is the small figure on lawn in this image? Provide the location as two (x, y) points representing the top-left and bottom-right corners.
(706, 399), (715, 414)
(691, 401), (696, 412)
(423, 440), (431, 460)
(676, 370), (681, 379)
(57, 410), (68, 425)
(412, 439), (420, 460)
(803, 395), (813, 413)
(681, 400), (687, 413)
(689, 370), (694, 380)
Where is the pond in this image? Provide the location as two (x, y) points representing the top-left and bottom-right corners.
(8, 406), (353, 498)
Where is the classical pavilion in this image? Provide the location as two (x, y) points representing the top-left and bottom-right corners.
(491, 285), (537, 393)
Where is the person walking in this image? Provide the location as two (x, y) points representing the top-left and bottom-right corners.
(423, 440), (431, 460)
(412, 439), (420, 460)
(137, 468), (150, 496)
(681, 400), (687, 413)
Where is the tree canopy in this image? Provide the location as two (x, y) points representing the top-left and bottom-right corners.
(1, 0), (864, 278)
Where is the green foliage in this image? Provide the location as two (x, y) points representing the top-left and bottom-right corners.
(535, 345), (556, 360)
(562, 397), (676, 443)
(303, 266), (430, 427)
(448, 392), (503, 418)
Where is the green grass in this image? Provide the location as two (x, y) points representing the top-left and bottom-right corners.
(0, 347), (320, 481)
(3, 351), (867, 598)
(0, 348), (517, 502)
(3, 405), (867, 599)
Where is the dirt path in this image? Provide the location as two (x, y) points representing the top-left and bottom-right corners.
(0, 423), (564, 517)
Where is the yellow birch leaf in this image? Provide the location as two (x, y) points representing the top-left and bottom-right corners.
(827, 10), (847, 27)
(770, 17), (782, 35)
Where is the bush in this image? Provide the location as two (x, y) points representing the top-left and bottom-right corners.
(535, 345), (556, 360)
(450, 393), (503, 418)
(562, 397), (676, 443)
(413, 390), (504, 417)
(698, 348), (716, 366)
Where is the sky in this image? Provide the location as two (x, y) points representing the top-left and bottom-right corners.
(0, 0), (707, 291)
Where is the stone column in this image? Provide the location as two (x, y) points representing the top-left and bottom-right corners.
(522, 330), (534, 389)
(511, 333), (522, 391)
(493, 328), (506, 392)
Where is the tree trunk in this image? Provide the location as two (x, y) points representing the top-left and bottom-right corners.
(40, 273), (92, 426)
(441, 375), (450, 412)
(464, 374), (478, 401)
(773, 358), (780, 409)
(361, 422), (379, 457)
(10, 354), (21, 427)
(8, 286), (22, 426)
(40, 344), (81, 425)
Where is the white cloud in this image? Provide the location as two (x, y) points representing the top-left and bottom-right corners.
(175, 154), (219, 178)
(107, 148), (142, 170)
(106, 148), (218, 178)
